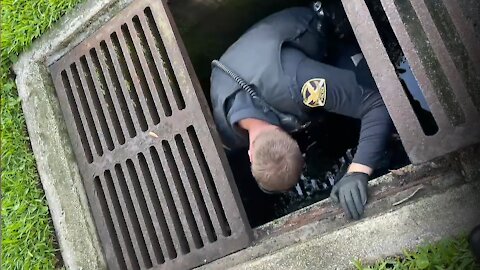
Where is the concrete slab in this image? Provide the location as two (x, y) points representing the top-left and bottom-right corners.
(458, 144), (480, 182)
(225, 180), (480, 269)
(14, 62), (105, 270)
(198, 157), (467, 269)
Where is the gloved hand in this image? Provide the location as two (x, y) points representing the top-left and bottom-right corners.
(330, 172), (368, 220)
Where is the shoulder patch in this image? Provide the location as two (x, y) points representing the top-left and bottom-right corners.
(301, 78), (327, 108)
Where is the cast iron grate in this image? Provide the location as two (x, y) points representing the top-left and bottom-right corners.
(341, 0), (480, 163)
(49, 0), (251, 269)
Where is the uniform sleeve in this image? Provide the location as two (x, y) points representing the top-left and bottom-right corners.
(352, 89), (393, 168)
(295, 57), (392, 169)
(325, 82), (392, 168)
(226, 91), (280, 137)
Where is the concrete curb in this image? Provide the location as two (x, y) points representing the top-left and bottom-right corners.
(13, 0), (134, 268)
(230, 181), (480, 269)
(14, 62), (105, 269)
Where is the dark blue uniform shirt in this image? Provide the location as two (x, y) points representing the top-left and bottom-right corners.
(211, 7), (392, 169)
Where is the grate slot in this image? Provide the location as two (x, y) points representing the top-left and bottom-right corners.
(113, 25), (150, 131)
(97, 173), (137, 270)
(149, 146), (189, 255)
(126, 16), (162, 124)
(94, 177), (127, 269)
(69, 63), (103, 157)
(393, 0), (465, 126)
(187, 126), (231, 237)
(99, 39), (138, 137)
(87, 49), (126, 146)
(112, 164), (151, 268)
(61, 70), (93, 163)
(65, 67), (99, 160)
(135, 13), (173, 118)
(99, 42), (137, 137)
(125, 159), (164, 265)
(77, 57), (115, 151)
(139, 13), (175, 117)
(424, 0), (480, 112)
(399, 61), (439, 136)
(144, 7), (186, 111)
(174, 134), (216, 244)
(137, 153), (177, 260)
(161, 141), (203, 250)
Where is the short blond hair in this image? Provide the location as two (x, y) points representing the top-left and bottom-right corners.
(251, 129), (303, 192)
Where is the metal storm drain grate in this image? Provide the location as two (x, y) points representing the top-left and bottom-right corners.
(49, 0), (251, 269)
(341, 0), (480, 163)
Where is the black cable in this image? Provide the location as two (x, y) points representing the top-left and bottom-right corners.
(212, 60), (294, 120)
(212, 60), (257, 99)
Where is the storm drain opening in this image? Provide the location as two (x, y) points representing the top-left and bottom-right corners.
(170, 0), (480, 228)
(171, 0), (413, 227)
(49, 0), (251, 269)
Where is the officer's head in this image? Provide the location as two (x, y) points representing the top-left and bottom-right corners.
(249, 128), (304, 193)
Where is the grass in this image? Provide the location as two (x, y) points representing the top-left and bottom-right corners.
(1, 0), (82, 269)
(354, 236), (479, 270)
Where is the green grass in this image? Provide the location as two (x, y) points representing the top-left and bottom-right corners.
(1, 0), (82, 269)
(354, 236), (479, 270)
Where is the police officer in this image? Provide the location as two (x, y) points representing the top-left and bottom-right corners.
(210, 5), (392, 220)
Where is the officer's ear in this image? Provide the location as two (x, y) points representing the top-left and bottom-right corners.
(248, 138), (255, 163)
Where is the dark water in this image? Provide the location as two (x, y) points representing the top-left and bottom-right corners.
(173, 0), (435, 227)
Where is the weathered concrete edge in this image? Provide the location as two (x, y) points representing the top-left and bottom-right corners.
(14, 63), (105, 270)
(199, 159), (460, 269)
(12, 0), (131, 269)
(230, 181), (480, 270)
(253, 162), (435, 234)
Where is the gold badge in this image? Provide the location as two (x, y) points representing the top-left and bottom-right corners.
(301, 78), (327, 108)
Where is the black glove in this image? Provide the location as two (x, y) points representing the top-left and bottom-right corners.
(330, 172), (368, 220)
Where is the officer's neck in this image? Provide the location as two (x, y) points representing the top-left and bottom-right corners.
(238, 118), (279, 149)
(238, 118), (279, 162)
